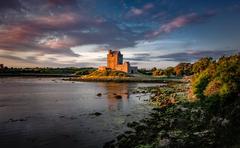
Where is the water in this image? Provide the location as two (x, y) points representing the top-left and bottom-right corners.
(0, 77), (160, 148)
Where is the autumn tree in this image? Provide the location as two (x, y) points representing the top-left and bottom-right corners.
(164, 67), (175, 77)
(174, 63), (192, 76)
(192, 54), (240, 101)
(152, 69), (164, 76)
(192, 57), (213, 74)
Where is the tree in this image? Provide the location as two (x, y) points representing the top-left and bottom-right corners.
(174, 63), (192, 76)
(152, 69), (164, 76)
(151, 67), (157, 72)
(192, 57), (213, 74)
(164, 67), (175, 77)
(191, 54), (240, 101)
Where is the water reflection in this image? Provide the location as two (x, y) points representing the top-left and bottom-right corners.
(0, 78), (153, 148)
(97, 83), (135, 111)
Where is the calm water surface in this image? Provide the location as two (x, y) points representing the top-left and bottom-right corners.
(0, 77), (161, 148)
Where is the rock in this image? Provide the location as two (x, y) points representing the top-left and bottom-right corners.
(193, 130), (210, 137)
(115, 95), (122, 99)
(159, 138), (170, 147)
(90, 112), (102, 116)
(19, 118), (27, 121)
(97, 93), (102, 97)
(70, 116), (78, 120)
(8, 118), (18, 122)
(127, 121), (139, 128)
(103, 140), (115, 148)
(8, 118), (27, 122)
(221, 118), (229, 126)
(59, 115), (65, 118)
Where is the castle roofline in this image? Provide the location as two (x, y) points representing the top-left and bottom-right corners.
(108, 49), (121, 55)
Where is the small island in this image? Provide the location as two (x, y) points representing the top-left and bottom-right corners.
(70, 50), (182, 83)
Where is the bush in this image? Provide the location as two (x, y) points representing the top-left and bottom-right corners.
(74, 68), (95, 76)
(192, 54), (240, 102)
(203, 79), (222, 97)
(87, 69), (129, 77)
(192, 71), (211, 99)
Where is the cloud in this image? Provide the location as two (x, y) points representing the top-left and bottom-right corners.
(0, 11), (98, 56)
(0, 0), (23, 11)
(38, 35), (78, 50)
(154, 49), (239, 62)
(0, 22), (79, 57)
(0, 49), (99, 67)
(146, 11), (216, 38)
(47, 0), (77, 6)
(33, 12), (80, 29)
(125, 53), (151, 61)
(71, 44), (110, 53)
(126, 3), (154, 17)
(0, 0), (238, 68)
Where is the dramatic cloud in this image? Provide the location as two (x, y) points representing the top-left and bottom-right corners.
(146, 11), (216, 38)
(0, 0), (239, 68)
(0, 8), (142, 58)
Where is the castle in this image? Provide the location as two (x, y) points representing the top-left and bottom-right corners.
(98, 50), (138, 74)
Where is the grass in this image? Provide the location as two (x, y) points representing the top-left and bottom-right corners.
(86, 69), (130, 77)
(69, 69), (183, 83)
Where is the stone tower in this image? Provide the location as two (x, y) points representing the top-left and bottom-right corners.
(107, 50), (123, 69)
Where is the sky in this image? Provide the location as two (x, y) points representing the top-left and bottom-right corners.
(0, 0), (239, 68)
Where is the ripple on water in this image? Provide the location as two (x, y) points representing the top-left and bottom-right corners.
(0, 78), (158, 148)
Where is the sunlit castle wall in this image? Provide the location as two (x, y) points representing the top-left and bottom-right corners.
(107, 50), (123, 69)
(98, 49), (138, 73)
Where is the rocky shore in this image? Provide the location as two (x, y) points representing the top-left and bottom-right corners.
(104, 81), (240, 148)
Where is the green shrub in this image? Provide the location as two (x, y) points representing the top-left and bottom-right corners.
(192, 71), (211, 99)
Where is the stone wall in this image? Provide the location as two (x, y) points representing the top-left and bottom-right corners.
(129, 66), (138, 74)
(115, 62), (129, 73)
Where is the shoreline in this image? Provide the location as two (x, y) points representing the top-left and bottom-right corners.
(0, 73), (77, 77)
(68, 76), (185, 83)
(105, 80), (240, 148)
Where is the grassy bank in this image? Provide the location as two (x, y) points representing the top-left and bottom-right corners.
(69, 69), (183, 83)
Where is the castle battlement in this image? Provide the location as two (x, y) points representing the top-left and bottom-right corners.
(98, 50), (138, 74)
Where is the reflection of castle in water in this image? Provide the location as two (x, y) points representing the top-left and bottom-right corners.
(97, 83), (135, 111)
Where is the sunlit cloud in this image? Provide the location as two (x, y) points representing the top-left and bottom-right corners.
(146, 12), (216, 38)
(0, 0), (239, 68)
